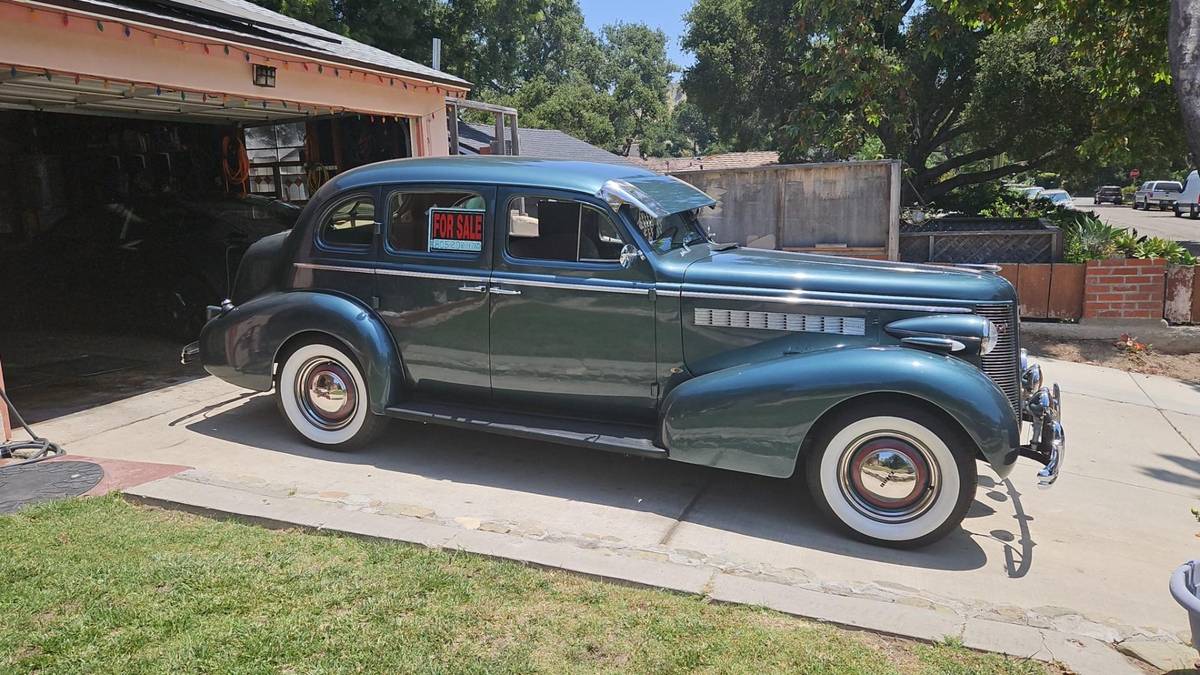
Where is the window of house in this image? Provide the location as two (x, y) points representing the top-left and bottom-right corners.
(245, 122), (309, 202)
(506, 197), (625, 263)
(387, 191), (485, 253)
(319, 195), (375, 248)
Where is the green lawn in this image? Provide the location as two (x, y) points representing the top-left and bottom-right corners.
(0, 496), (1048, 674)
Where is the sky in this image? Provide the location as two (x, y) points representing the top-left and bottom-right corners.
(577, 0), (695, 71)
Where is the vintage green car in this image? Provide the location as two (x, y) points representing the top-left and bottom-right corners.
(186, 157), (1064, 548)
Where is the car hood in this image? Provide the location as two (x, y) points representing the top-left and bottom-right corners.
(681, 247), (1016, 305)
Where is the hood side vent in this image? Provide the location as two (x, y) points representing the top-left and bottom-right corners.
(694, 308), (866, 336)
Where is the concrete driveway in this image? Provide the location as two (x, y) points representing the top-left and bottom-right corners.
(15, 356), (1200, 668)
(1075, 196), (1200, 253)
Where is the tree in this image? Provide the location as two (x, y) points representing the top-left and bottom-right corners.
(600, 23), (675, 156)
(1170, 0), (1200, 164)
(681, 1), (1099, 201)
(938, 0), (1190, 169)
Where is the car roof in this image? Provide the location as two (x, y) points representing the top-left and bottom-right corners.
(1041, 189), (1067, 194)
(320, 156), (660, 196)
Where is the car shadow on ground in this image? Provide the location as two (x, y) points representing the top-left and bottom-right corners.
(182, 393), (1035, 573)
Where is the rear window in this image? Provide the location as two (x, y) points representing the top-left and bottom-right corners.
(1162, 182), (1183, 192)
(318, 195), (374, 249)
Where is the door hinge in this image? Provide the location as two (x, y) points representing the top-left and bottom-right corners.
(370, 295), (380, 309)
(651, 382), (660, 398)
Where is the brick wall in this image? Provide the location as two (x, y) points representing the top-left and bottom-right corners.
(1083, 258), (1168, 320)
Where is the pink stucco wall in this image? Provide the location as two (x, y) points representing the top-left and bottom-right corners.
(0, 1), (462, 155)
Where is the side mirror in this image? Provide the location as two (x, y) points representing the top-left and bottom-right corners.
(619, 243), (644, 269)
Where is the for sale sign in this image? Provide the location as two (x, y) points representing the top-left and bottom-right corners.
(428, 207), (485, 253)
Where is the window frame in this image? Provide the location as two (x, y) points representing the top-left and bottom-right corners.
(382, 186), (489, 260)
(313, 191), (377, 255)
(501, 192), (631, 270)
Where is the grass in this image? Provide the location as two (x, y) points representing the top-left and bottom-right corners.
(0, 496), (1049, 674)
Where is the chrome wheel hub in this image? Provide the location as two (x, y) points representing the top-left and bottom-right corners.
(295, 358), (357, 430)
(838, 433), (939, 523)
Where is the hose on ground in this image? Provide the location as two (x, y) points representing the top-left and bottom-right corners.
(0, 386), (65, 467)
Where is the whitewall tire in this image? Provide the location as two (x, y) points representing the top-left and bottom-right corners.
(276, 341), (385, 449)
(805, 403), (976, 548)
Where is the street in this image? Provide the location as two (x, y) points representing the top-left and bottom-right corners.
(1074, 197), (1200, 253)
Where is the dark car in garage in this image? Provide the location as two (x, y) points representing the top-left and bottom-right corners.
(24, 193), (299, 338)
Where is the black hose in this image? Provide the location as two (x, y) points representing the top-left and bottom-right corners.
(0, 385), (64, 467)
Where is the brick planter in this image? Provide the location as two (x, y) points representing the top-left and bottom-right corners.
(1083, 258), (1168, 320)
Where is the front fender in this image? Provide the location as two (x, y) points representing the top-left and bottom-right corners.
(661, 346), (1019, 479)
(198, 290), (400, 413)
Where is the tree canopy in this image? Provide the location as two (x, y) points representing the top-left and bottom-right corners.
(680, 0), (1108, 202)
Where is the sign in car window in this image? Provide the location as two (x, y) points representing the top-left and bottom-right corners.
(428, 207), (485, 253)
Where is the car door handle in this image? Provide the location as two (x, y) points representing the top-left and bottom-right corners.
(458, 284), (488, 293)
(489, 286), (521, 295)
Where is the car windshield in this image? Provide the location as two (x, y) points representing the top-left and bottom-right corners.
(1044, 191), (1071, 204)
(621, 205), (709, 253)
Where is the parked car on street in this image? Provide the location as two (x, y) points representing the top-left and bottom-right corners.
(1039, 189), (1074, 209)
(1093, 185), (1124, 205)
(1012, 186), (1045, 200)
(1134, 180), (1183, 210)
(1174, 170), (1200, 219)
(186, 157), (1064, 548)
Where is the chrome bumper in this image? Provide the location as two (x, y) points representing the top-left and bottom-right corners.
(1018, 349), (1065, 488)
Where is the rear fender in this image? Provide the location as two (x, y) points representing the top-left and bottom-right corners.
(660, 346), (1019, 478)
(198, 290), (401, 413)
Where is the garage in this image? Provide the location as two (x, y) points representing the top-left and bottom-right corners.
(0, 0), (470, 419)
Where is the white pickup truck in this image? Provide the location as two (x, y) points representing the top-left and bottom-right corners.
(1133, 180), (1183, 210)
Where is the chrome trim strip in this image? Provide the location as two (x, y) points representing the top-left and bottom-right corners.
(495, 277), (650, 296)
(680, 290), (972, 313)
(296, 263), (648, 295)
(293, 262), (373, 275)
(375, 268), (490, 283)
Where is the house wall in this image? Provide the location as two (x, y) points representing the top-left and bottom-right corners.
(670, 160), (901, 260)
(0, 3), (456, 155)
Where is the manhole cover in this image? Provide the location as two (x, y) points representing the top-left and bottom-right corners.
(0, 461), (103, 513)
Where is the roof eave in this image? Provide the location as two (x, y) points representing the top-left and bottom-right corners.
(24, 0), (472, 90)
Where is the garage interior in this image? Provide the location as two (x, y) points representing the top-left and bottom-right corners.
(0, 0), (471, 422)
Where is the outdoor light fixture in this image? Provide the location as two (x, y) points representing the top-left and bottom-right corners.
(253, 64), (277, 87)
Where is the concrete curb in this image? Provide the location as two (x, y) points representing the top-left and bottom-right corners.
(122, 475), (1143, 675)
(1022, 320), (1200, 352)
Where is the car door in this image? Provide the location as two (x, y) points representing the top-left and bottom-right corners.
(488, 188), (658, 424)
(375, 184), (496, 404)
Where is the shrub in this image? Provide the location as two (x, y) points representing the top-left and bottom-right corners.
(1120, 185), (1137, 202)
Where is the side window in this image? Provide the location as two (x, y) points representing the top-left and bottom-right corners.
(319, 195), (375, 249)
(506, 197), (625, 263)
(387, 190), (486, 254)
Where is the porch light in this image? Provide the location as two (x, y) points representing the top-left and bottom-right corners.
(253, 64), (277, 87)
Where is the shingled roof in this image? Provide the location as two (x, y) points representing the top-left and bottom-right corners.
(632, 151), (780, 173)
(37, 0), (469, 88)
(457, 122), (637, 167)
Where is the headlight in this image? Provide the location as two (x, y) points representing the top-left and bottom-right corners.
(981, 320), (1000, 355)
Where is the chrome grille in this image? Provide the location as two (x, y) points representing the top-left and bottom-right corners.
(974, 303), (1020, 414)
(694, 308), (866, 336)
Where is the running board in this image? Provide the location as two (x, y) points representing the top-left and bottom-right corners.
(384, 402), (666, 457)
